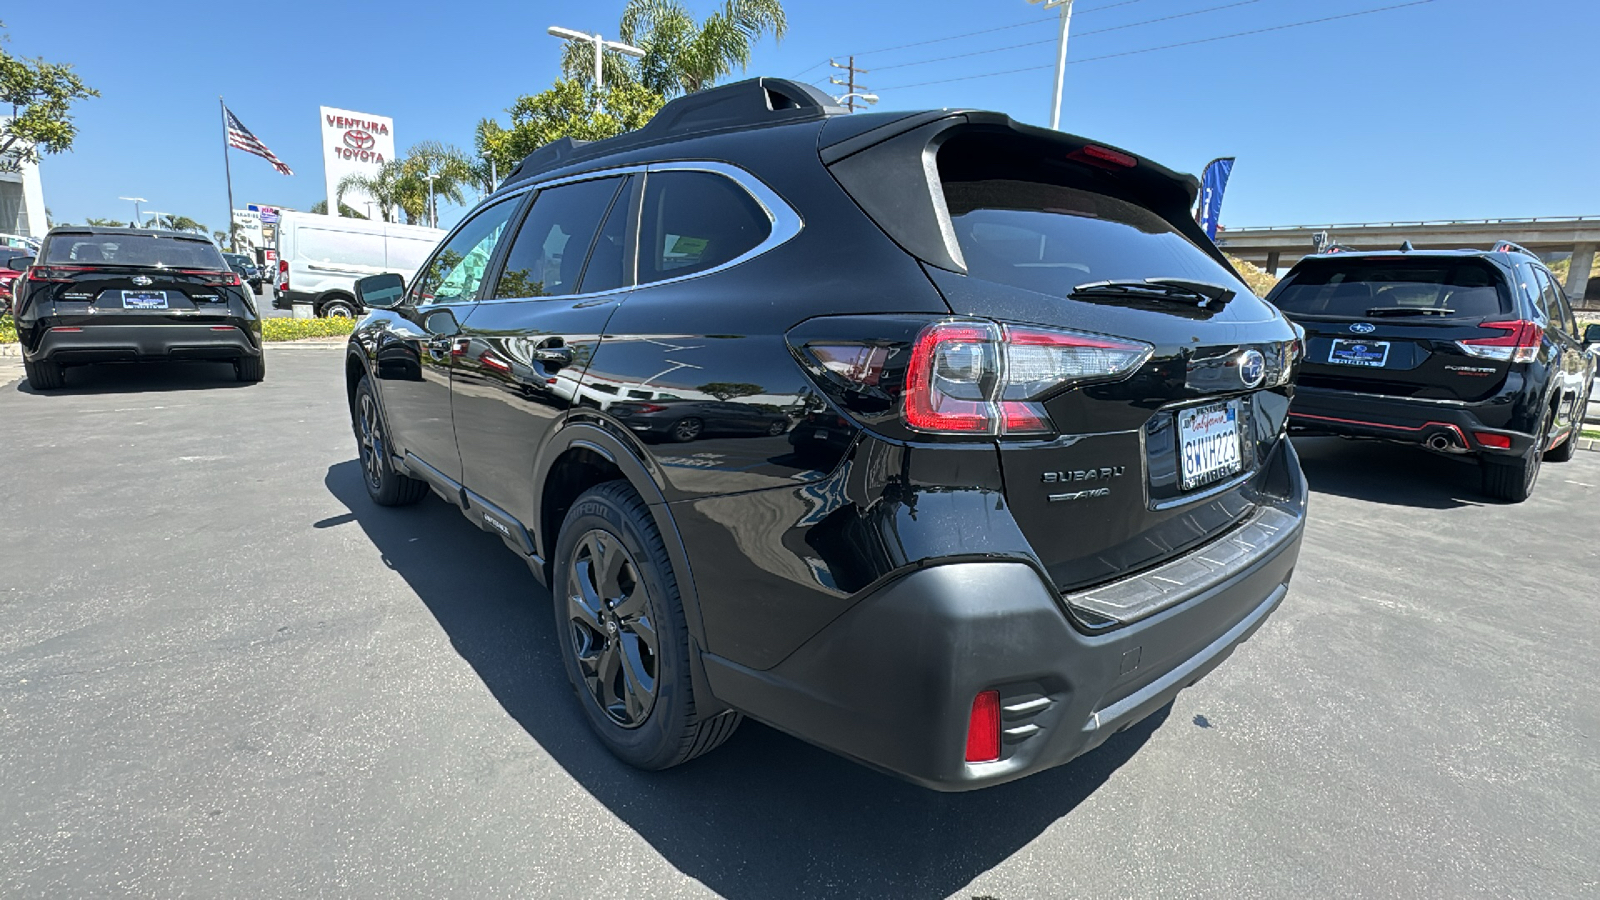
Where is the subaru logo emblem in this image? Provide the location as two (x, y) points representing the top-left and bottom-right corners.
(1239, 349), (1266, 388)
(131, 275), (153, 286)
(1350, 322), (1376, 334)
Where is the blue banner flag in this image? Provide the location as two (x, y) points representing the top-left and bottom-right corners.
(1198, 157), (1235, 241)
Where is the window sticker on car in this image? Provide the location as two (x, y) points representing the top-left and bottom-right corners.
(663, 234), (709, 268)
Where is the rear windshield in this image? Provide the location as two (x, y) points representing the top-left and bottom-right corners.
(43, 234), (227, 270)
(1269, 258), (1510, 319)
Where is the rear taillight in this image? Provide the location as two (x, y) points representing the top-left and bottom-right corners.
(26, 265), (97, 283)
(1457, 320), (1541, 364)
(901, 320), (1151, 436)
(179, 269), (242, 287)
(278, 259), (289, 292)
(635, 403), (667, 413)
(965, 690), (1001, 763)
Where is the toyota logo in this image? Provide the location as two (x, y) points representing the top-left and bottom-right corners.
(343, 130), (376, 151)
(1238, 349), (1266, 388)
(1350, 322), (1376, 334)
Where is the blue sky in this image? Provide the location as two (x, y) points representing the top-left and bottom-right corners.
(10, 0), (1595, 233)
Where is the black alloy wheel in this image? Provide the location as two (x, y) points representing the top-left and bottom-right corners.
(552, 481), (742, 769)
(670, 417), (703, 442)
(766, 419), (787, 436)
(566, 529), (659, 728)
(353, 379), (428, 507)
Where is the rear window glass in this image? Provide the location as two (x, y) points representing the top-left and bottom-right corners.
(1269, 259), (1510, 318)
(43, 234), (227, 269)
(941, 179), (1246, 296)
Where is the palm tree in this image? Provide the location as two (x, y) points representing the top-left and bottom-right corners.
(84, 217), (123, 227)
(338, 160), (410, 223)
(152, 214), (207, 233)
(401, 141), (474, 227)
(560, 0), (786, 98)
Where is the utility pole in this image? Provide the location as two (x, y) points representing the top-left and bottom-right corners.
(1028, 0), (1074, 130)
(829, 57), (872, 113)
(548, 26), (646, 108)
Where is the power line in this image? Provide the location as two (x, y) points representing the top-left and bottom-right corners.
(875, 0), (1438, 91)
(821, 0), (1156, 64)
(870, 0), (1266, 74)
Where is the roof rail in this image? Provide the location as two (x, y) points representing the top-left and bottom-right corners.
(1492, 240), (1537, 258)
(503, 77), (846, 186)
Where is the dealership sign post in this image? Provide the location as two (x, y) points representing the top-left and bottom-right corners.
(320, 106), (394, 219)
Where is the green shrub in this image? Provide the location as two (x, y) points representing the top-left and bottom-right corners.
(0, 315), (15, 344)
(261, 317), (358, 342)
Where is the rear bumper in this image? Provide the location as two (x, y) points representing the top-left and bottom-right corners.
(703, 481), (1306, 791)
(27, 323), (262, 364)
(1288, 385), (1535, 456)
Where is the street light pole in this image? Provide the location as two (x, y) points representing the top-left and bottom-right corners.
(426, 175), (436, 229)
(1028, 0), (1075, 130)
(547, 25), (646, 101)
(834, 92), (879, 109)
(119, 196), (147, 227)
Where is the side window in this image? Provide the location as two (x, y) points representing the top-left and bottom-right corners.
(1519, 263), (1548, 318)
(1546, 270), (1578, 336)
(411, 197), (520, 305)
(579, 179), (635, 295)
(1532, 267), (1572, 335)
(637, 171), (771, 285)
(493, 178), (623, 299)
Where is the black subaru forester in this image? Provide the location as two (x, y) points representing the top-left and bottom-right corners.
(344, 78), (1308, 790)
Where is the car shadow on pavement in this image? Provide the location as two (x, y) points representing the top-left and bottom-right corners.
(325, 459), (1163, 899)
(1292, 435), (1489, 509)
(13, 361), (252, 394)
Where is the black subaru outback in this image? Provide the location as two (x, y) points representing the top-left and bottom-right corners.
(13, 227), (266, 388)
(1267, 244), (1595, 502)
(344, 78), (1307, 790)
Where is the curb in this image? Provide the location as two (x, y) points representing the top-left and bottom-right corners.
(1580, 437), (1600, 453)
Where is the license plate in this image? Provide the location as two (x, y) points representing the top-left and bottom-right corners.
(1178, 400), (1243, 491)
(1328, 338), (1389, 367)
(121, 290), (168, 309)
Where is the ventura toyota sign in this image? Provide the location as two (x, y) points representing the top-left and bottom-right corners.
(320, 106), (395, 219)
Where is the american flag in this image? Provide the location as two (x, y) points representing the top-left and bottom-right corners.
(225, 107), (293, 175)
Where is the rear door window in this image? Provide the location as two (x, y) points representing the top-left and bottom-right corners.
(43, 234), (227, 269)
(1269, 259), (1510, 319)
(637, 171), (769, 284)
(492, 177), (623, 299)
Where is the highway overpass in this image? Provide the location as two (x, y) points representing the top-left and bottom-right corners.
(1216, 217), (1600, 304)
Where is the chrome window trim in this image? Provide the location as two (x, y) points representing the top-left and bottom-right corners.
(475, 160), (802, 306)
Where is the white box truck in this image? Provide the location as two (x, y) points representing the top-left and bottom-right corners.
(273, 212), (444, 318)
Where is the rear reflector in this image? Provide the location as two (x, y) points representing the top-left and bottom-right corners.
(1474, 432), (1512, 450)
(50, 327), (83, 333)
(965, 690), (1001, 763)
(1457, 320), (1541, 364)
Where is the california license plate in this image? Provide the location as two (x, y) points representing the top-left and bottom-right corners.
(121, 290), (168, 309)
(1328, 338), (1389, 367)
(1178, 400), (1243, 490)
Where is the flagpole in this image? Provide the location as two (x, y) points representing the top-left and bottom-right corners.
(220, 97), (237, 252)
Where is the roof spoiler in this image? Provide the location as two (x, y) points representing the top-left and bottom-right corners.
(504, 77), (844, 186)
(818, 111), (1218, 275)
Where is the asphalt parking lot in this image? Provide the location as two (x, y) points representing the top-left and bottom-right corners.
(1, 348), (1597, 899)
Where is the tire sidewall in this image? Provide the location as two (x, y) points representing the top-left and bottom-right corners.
(354, 379), (399, 502)
(551, 485), (692, 769)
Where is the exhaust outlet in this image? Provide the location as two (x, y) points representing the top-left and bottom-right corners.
(1426, 434), (1452, 451)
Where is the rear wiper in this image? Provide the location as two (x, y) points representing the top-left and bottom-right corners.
(1364, 306), (1455, 317)
(1070, 278), (1237, 308)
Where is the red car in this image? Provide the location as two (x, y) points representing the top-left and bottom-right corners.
(0, 250), (32, 315)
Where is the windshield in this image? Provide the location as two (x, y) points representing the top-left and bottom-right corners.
(43, 234), (228, 270)
(1269, 258), (1510, 318)
(942, 179), (1248, 298)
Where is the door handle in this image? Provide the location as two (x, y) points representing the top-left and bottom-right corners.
(531, 345), (574, 367)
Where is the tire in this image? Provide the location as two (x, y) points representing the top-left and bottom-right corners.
(353, 378), (428, 507)
(552, 480), (740, 770)
(766, 420), (787, 436)
(669, 417), (703, 443)
(320, 298), (357, 319)
(23, 357), (64, 391)
(235, 353), (266, 383)
(1482, 407), (1550, 503)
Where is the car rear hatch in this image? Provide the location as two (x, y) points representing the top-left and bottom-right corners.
(820, 115), (1301, 615)
(1268, 255), (1520, 402)
(31, 232), (246, 325)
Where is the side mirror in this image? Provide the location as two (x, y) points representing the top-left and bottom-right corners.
(1584, 324), (1600, 346)
(354, 273), (405, 310)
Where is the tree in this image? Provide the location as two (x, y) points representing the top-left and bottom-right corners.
(0, 25), (100, 173)
(477, 79), (664, 181)
(337, 160), (410, 223)
(151, 214), (206, 234)
(698, 381), (764, 402)
(560, 0), (786, 98)
(400, 140), (475, 228)
(84, 216), (122, 227)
